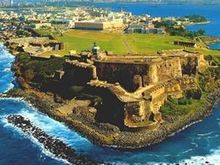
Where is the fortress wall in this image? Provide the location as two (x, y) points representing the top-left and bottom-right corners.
(166, 84), (183, 99)
(95, 62), (150, 92)
(178, 77), (198, 90)
(152, 96), (166, 113)
(48, 42), (64, 51)
(124, 101), (152, 127)
(197, 54), (209, 72)
(150, 86), (166, 100)
(63, 63), (95, 85)
(60, 50), (207, 129)
(148, 58), (182, 85)
(156, 58), (182, 82)
(89, 87), (126, 127)
(149, 87), (167, 113)
(125, 102), (142, 119)
(180, 57), (199, 75)
(75, 22), (104, 30)
(148, 64), (158, 84)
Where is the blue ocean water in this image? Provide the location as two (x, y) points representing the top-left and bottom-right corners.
(1, 4), (220, 165)
(209, 42), (220, 51)
(95, 3), (220, 37)
(0, 44), (220, 165)
(0, 44), (16, 92)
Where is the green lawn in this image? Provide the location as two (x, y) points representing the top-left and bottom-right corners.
(160, 98), (205, 116)
(35, 28), (220, 57)
(60, 30), (190, 55)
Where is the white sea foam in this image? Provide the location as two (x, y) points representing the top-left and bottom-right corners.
(176, 150), (220, 165)
(197, 131), (215, 137)
(1, 117), (70, 165)
(0, 97), (25, 102)
(0, 98), (94, 164)
(17, 108), (91, 147)
(0, 43), (15, 93)
(1, 98), (93, 150)
(155, 151), (220, 165)
(110, 151), (220, 165)
(3, 83), (15, 93)
(3, 67), (11, 72)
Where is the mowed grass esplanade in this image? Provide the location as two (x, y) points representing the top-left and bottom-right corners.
(36, 29), (190, 56)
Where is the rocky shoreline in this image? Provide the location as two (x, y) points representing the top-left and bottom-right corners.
(1, 38), (220, 149)
(5, 86), (220, 149)
(7, 115), (98, 165)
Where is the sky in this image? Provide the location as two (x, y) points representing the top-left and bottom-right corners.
(14, 0), (220, 4)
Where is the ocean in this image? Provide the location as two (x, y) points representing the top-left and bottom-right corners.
(1, 4), (220, 165)
(94, 3), (220, 37)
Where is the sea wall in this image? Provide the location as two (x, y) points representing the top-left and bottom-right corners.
(6, 85), (220, 149)
(95, 62), (149, 92)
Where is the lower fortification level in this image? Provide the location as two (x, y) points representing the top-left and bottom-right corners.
(60, 48), (208, 129)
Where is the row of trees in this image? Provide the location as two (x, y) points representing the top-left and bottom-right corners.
(184, 15), (207, 23)
(153, 19), (205, 39)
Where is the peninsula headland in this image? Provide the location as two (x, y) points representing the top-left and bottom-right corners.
(1, 6), (220, 150)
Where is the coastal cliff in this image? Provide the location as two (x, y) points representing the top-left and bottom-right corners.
(6, 86), (220, 149)
(6, 51), (220, 149)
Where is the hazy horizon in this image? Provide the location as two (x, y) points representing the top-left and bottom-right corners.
(13, 0), (220, 4)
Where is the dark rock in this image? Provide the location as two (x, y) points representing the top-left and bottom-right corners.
(7, 115), (98, 165)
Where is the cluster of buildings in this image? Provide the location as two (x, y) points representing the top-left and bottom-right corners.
(0, 11), (20, 40)
(0, 5), (205, 38)
(125, 22), (165, 34)
(0, 7), (168, 34)
(0, 0), (13, 7)
(72, 8), (166, 33)
(0, 6), (198, 35)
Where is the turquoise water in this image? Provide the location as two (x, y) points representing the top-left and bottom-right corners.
(209, 42), (220, 51)
(1, 4), (220, 165)
(95, 3), (220, 37)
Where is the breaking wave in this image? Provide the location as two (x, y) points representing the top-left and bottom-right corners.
(0, 43), (15, 93)
(1, 42), (220, 165)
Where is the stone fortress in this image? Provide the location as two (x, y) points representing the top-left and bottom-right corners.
(59, 43), (208, 129)
(6, 37), (64, 56)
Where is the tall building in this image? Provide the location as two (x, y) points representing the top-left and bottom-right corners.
(10, 0), (14, 6)
(0, 0), (13, 7)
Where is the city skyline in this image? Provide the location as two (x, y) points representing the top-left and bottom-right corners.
(0, 0), (14, 7)
(9, 0), (220, 4)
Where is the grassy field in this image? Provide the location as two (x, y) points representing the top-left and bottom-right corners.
(35, 28), (220, 57)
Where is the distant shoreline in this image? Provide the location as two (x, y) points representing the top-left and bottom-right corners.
(187, 21), (210, 26)
(93, 2), (220, 6)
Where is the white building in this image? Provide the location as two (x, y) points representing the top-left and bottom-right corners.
(75, 19), (123, 30)
(34, 23), (52, 29)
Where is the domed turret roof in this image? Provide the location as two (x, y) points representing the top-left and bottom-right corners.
(92, 42), (100, 51)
